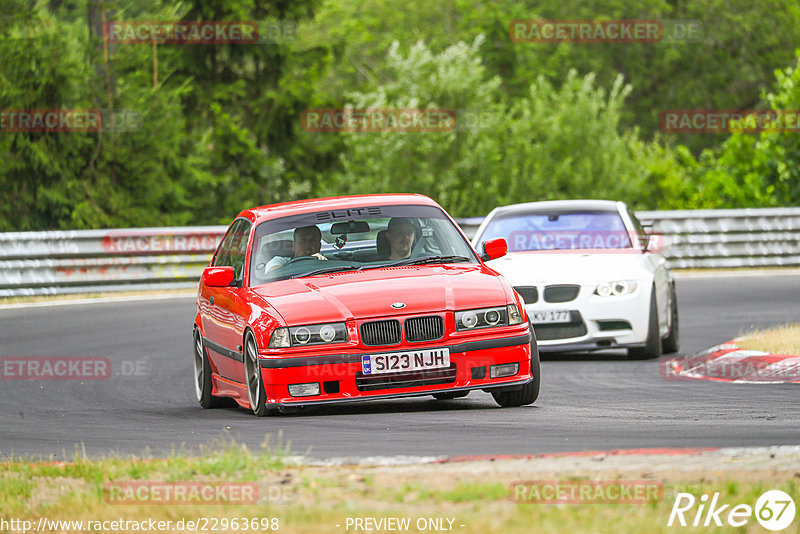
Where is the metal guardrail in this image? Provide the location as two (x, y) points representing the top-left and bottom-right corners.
(459, 207), (800, 269)
(1, 208), (798, 296)
(636, 207), (800, 269)
(0, 227), (226, 297)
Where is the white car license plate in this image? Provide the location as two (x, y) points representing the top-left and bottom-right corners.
(529, 310), (572, 324)
(362, 348), (450, 375)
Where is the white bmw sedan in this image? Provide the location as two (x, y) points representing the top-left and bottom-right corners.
(472, 200), (678, 359)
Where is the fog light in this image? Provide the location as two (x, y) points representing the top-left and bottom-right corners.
(490, 363), (519, 378)
(288, 382), (320, 397)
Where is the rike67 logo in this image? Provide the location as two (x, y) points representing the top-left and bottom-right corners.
(668, 490), (796, 531)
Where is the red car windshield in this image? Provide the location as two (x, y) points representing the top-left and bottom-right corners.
(248, 204), (479, 285)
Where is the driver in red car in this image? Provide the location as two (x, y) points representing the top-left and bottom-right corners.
(266, 225), (327, 271)
(386, 217), (417, 260)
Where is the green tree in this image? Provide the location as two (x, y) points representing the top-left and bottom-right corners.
(686, 50), (800, 208)
(317, 38), (673, 216)
(0, 0), (324, 229)
(307, 0), (800, 154)
(169, 0), (323, 222)
(0, 2), (212, 230)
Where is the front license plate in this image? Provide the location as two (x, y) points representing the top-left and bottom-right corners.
(362, 348), (450, 375)
(529, 310), (572, 324)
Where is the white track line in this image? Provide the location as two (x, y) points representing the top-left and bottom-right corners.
(0, 292), (196, 310)
(674, 268), (800, 279)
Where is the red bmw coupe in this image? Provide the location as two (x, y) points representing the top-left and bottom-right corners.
(193, 194), (539, 415)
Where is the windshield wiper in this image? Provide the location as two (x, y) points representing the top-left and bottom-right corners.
(289, 264), (363, 279)
(379, 255), (473, 268)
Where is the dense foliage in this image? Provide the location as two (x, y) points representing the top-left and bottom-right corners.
(1, 0), (799, 230)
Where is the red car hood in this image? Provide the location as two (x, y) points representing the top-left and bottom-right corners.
(250, 264), (507, 325)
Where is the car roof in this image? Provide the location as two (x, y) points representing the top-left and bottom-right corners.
(488, 199), (624, 216)
(238, 194), (440, 223)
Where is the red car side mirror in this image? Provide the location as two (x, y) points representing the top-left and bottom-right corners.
(481, 238), (508, 261)
(203, 266), (235, 287)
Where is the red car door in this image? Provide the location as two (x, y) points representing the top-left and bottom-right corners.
(200, 218), (251, 384)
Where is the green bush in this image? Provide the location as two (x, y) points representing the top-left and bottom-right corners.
(676, 49), (800, 209)
(316, 38), (686, 215)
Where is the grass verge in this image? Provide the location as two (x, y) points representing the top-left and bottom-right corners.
(737, 323), (800, 355)
(1, 440), (798, 534)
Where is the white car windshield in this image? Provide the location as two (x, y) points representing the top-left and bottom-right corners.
(477, 210), (633, 252)
(249, 204), (479, 285)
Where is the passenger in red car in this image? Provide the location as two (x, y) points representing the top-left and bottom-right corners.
(266, 225), (327, 271)
(386, 218), (417, 260)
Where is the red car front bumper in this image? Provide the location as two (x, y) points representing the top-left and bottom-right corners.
(255, 331), (534, 407)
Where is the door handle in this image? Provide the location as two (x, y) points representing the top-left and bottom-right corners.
(210, 296), (215, 305)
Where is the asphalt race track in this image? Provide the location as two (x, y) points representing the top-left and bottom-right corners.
(1, 273), (798, 461)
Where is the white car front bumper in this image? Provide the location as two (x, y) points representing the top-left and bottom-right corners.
(522, 283), (651, 352)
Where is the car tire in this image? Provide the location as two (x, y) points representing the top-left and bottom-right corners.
(432, 391), (470, 400)
(244, 331), (272, 417)
(492, 331), (540, 407)
(193, 329), (229, 409)
(661, 283), (680, 354)
(628, 286), (663, 360)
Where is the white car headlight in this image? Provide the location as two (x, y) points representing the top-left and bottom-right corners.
(594, 280), (638, 297)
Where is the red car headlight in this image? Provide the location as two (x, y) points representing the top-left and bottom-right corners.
(268, 322), (348, 348)
(455, 305), (523, 331)
(506, 304), (524, 325)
